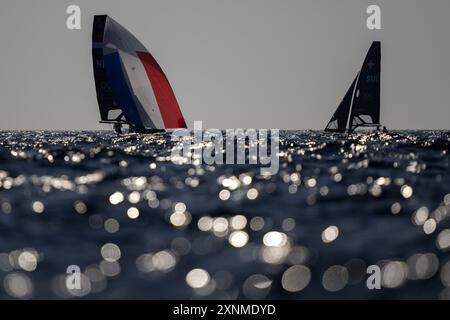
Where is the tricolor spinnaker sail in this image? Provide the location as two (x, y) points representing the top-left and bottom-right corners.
(92, 15), (187, 133)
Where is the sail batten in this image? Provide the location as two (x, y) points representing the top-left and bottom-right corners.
(325, 42), (381, 133)
(92, 15), (187, 131)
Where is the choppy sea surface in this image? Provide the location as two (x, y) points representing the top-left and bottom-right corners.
(0, 130), (449, 300)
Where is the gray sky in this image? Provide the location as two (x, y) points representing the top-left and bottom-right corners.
(1, 0), (450, 130)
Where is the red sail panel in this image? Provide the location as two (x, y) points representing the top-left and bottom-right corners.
(137, 51), (187, 129)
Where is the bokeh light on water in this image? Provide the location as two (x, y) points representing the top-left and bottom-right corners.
(0, 130), (449, 299)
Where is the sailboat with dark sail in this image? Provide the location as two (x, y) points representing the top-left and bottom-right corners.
(92, 15), (187, 134)
(325, 41), (384, 133)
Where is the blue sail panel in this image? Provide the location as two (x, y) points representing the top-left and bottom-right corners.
(103, 52), (144, 128)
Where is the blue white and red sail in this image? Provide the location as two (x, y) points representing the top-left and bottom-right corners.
(92, 15), (187, 131)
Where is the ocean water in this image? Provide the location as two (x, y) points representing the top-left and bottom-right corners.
(0, 130), (449, 300)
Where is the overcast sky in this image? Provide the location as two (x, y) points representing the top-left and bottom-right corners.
(1, 0), (450, 130)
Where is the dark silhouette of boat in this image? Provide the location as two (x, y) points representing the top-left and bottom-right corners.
(325, 42), (386, 133)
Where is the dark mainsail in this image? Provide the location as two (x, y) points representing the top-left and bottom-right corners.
(325, 41), (382, 133)
(92, 15), (123, 122)
(348, 41), (381, 132)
